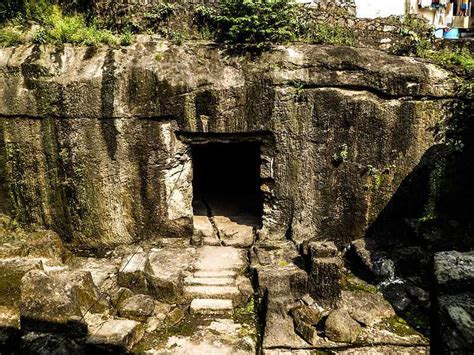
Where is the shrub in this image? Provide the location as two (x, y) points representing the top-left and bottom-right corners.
(144, 2), (179, 27)
(0, 24), (24, 47)
(198, 0), (299, 47)
(1, 2), (132, 47)
(307, 23), (354, 46)
(32, 6), (120, 45)
(430, 48), (474, 78)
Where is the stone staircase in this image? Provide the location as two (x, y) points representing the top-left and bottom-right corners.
(185, 246), (246, 315)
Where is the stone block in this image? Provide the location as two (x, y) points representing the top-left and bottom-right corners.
(86, 319), (144, 352)
(308, 257), (342, 305)
(256, 265), (308, 300)
(336, 290), (395, 327)
(324, 309), (361, 344)
(436, 293), (474, 353)
(145, 248), (195, 303)
(119, 294), (155, 322)
(117, 252), (149, 295)
(434, 251), (474, 295)
(308, 241), (338, 258)
(0, 258), (43, 308)
(165, 307), (185, 326)
(20, 269), (106, 333)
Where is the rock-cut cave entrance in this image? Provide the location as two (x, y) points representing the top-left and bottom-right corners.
(191, 141), (263, 222)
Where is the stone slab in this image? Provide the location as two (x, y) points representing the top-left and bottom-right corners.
(194, 246), (246, 272)
(194, 270), (237, 278)
(184, 285), (240, 301)
(185, 277), (234, 286)
(190, 299), (233, 315)
(86, 319), (144, 351)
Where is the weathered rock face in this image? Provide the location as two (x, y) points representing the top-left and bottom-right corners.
(0, 41), (457, 247)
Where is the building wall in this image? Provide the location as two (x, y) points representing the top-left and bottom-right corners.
(355, 0), (407, 18)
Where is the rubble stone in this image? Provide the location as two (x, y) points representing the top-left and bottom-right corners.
(145, 248), (195, 303)
(337, 290), (395, 326)
(308, 257), (343, 305)
(0, 258), (43, 307)
(119, 294), (155, 322)
(117, 252), (149, 295)
(325, 309), (362, 343)
(86, 319), (144, 352)
(20, 269), (105, 333)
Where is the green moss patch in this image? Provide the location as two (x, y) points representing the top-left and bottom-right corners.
(377, 315), (425, 339)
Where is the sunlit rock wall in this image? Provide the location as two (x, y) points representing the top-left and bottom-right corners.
(0, 41), (458, 247)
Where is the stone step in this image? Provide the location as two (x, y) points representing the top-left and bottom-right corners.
(184, 285), (240, 301)
(202, 237), (221, 246)
(185, 277), (234, 286)
(190, 299), (233, 315)
(194, 270), (237, 278)
(194, 246), (246, 272)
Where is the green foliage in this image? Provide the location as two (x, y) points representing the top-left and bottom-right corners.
(196, 0), (300, 48)
(0, 23), (24, 47)
(397, 27), (433, 57)
(332, 144), (349, 165)
(0, 4), (132, 47)
(23, 0), (54, 23)
(1, 0), (54, 23)
(309, 23), (354, 46)
(33, 7), (119, 45)
(144, 2), (179, 27)
(159, 28), (188, 45)
(428, 48), (474, 79)
(195, 0), (355, 48)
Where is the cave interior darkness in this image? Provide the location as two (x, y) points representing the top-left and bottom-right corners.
(191, 141), (263, 220)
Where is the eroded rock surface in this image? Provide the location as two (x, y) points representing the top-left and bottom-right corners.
(0, 43), (456, 248)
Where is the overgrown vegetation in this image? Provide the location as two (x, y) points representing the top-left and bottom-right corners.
(0, 1), (131, 47)
(195, 0), (353, 48)
(144, 2), (180, 28)
(195, 0), (299, 47)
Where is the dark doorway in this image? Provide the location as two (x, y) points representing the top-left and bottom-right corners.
(191, 142), (263, 220)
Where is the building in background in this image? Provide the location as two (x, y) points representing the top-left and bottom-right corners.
(354, 0), (406, 18)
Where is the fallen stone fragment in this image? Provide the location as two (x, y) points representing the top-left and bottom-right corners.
(308, 241), (339, 259)
(86, 319), (144, 352)
(236, 275), (254, 303)
(325, 309), (362, 343)
(165, 307), (185, 326)
(110, 287), (134, 309)
(291, 306), (322, 345)
(145, 248), (195, 303)
(214, 215), (255, 248)
(119, 294), (155, 322)
(19, 230), (66, 261)
(255, 265), (308, 299)
(0, 227), (65, 261)
(117, 252), (149, 295)
(250, 241), (300, 268)
(20, 269), (106, 333)
(337, 290), (395, 326)
(68, 257), (119, 288)
(0, 258), (43, 307)
(291, 305), (323, 326)
(193, 215), (215, 240)
(153, 302), (172, 321)
(308, 256), (343, 306)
